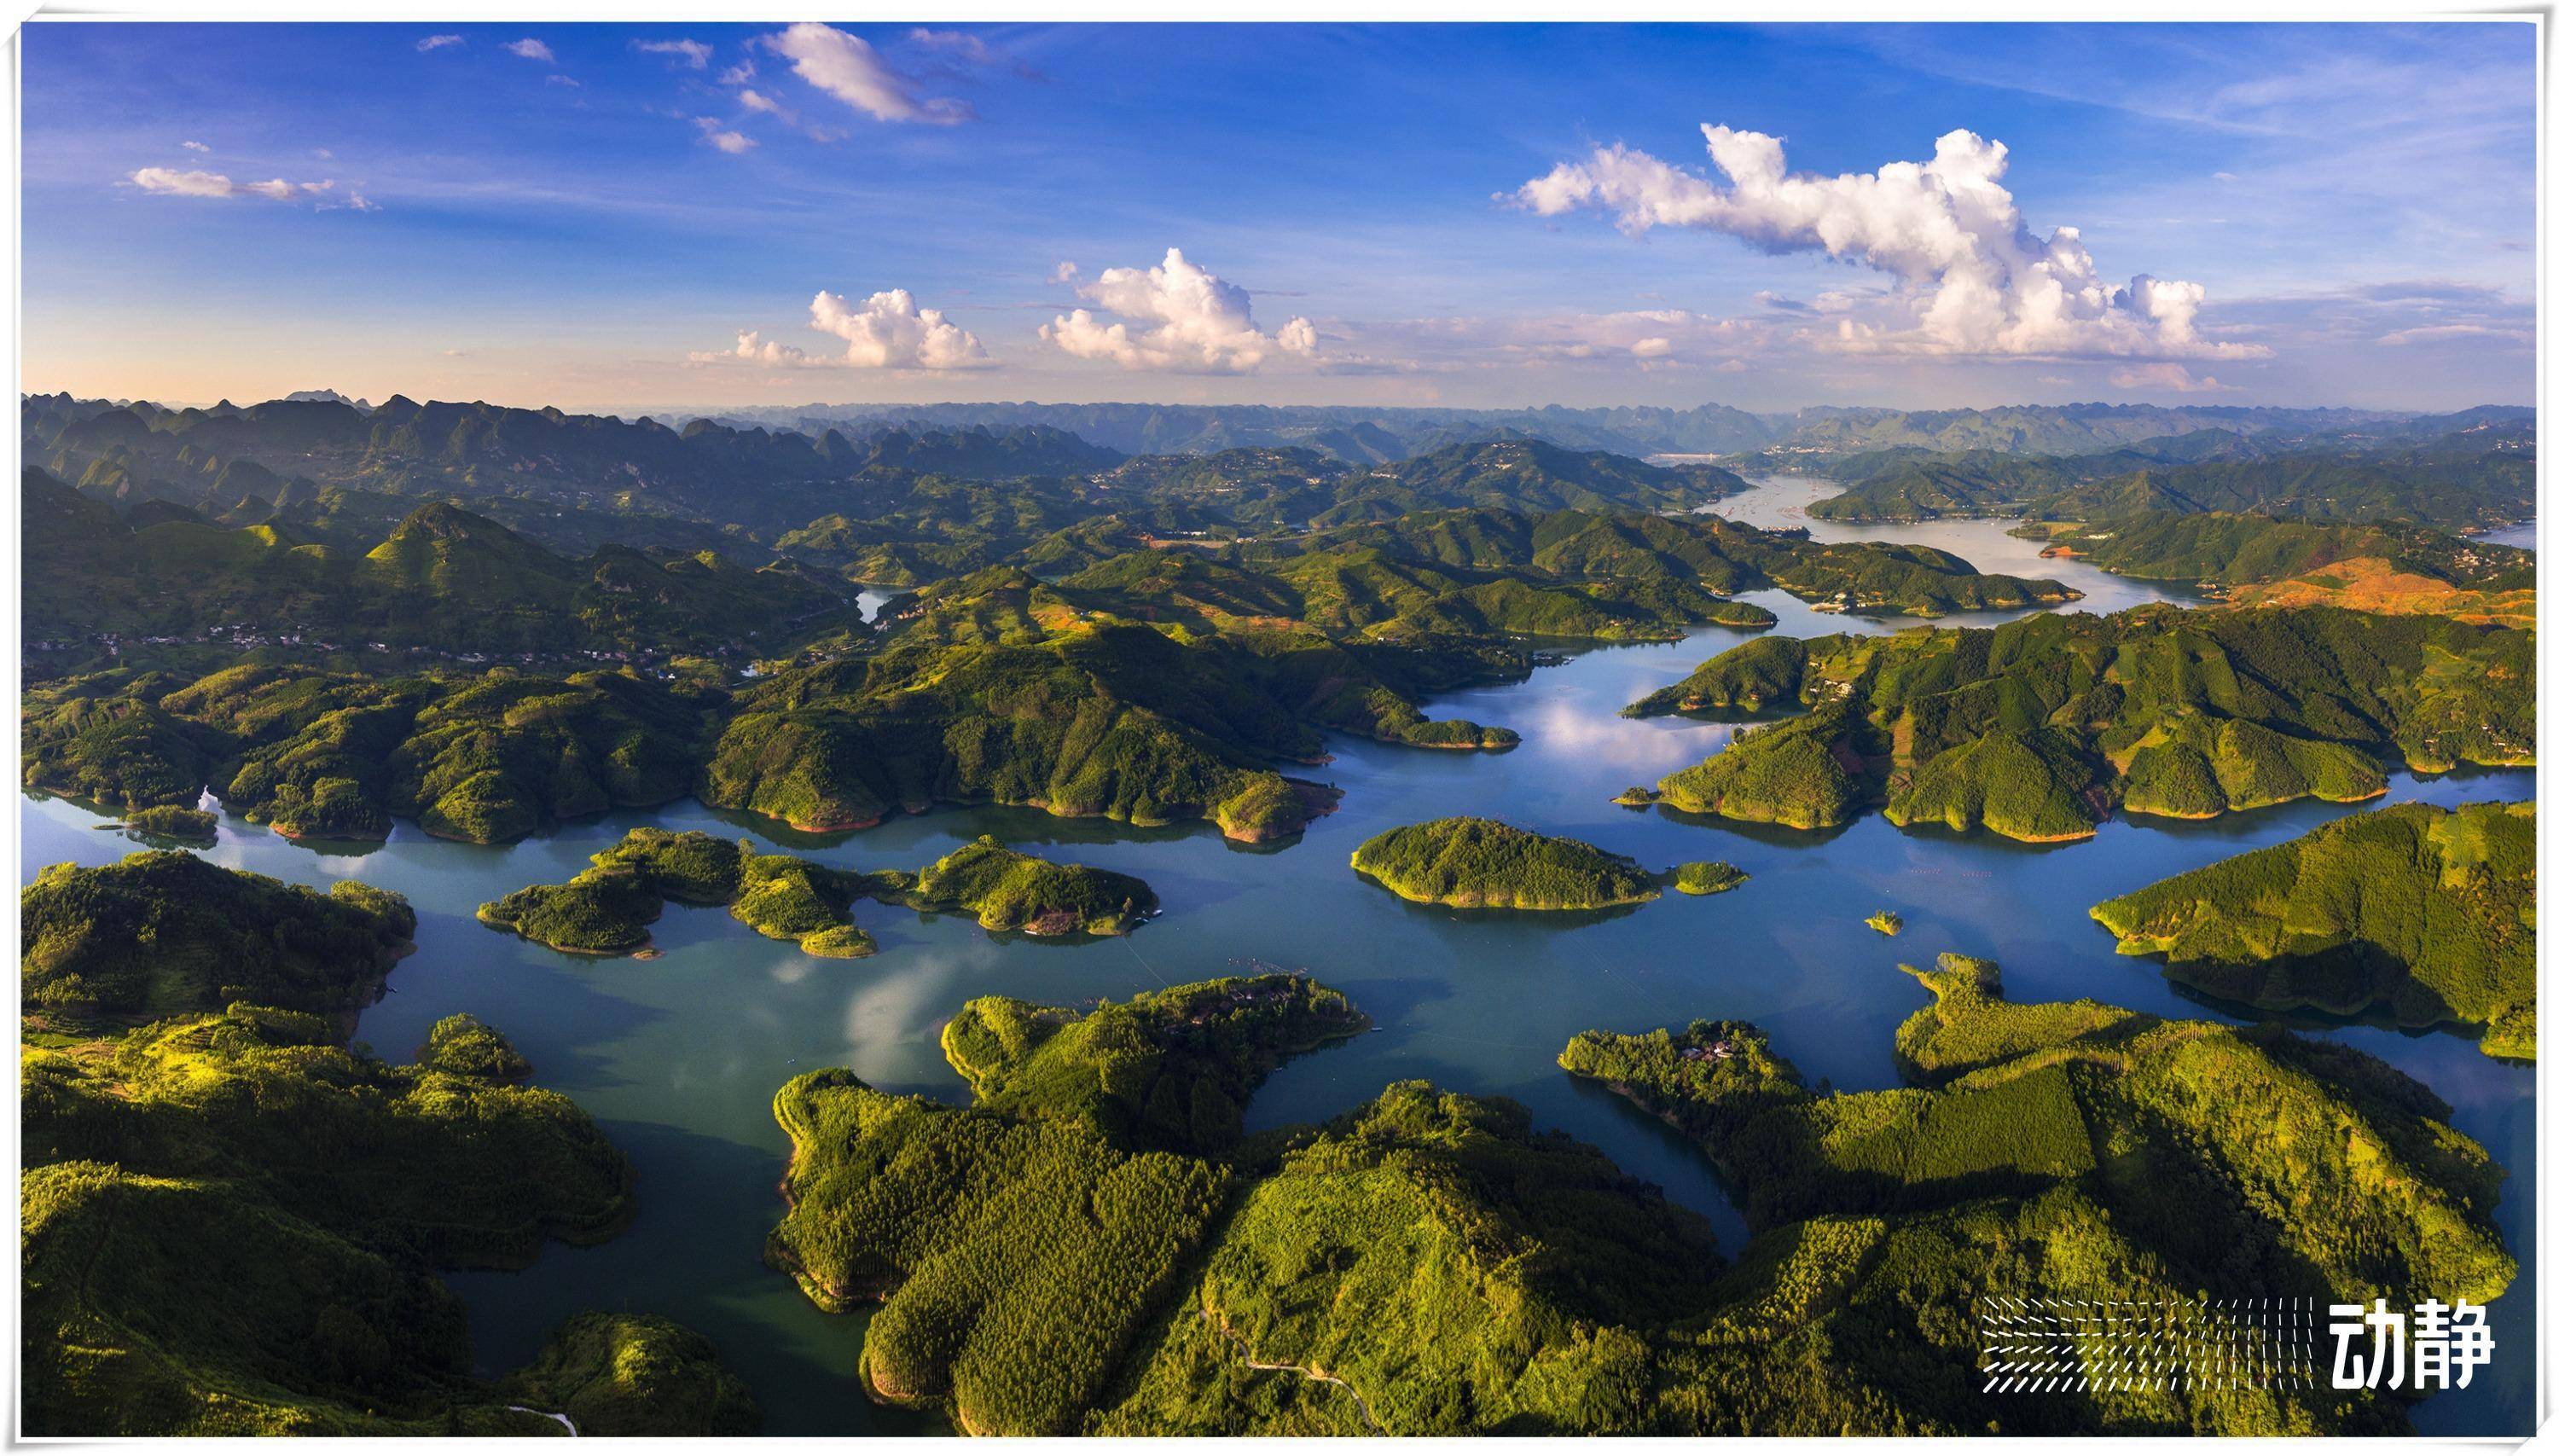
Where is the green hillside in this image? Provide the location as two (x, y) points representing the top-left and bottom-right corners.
(2092, 801), (2535, 1058)
(1628, 606), (2532, 840)
(1350, 816), (1660, 909)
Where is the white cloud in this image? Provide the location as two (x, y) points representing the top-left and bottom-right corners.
(545, 75), (581, 88)
(738, 89), (786, 115)
(704, 129), (756, 154)
(717, 59), (756, 85)
(763, 22), (971, 125)
(131, 167), (350, 207)
(907, 28), (997, 65)
(1630, 336), (1674, 358)
(416, 34), (464, 52)
(1513, 124), (2269, 363)
(637, 38), (713, 69)
(1711, 358), (1749, 374)
(693, 289), (993, 371)
(502, 38), (554, 62)
(181, 140), (209, 152)
(2107, 362), (2234, 392)
(1040, 247), (1318, 373)
(2376, 322), (2531, 348)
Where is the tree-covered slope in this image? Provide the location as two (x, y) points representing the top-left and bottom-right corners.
(22, 851), (415, 1022)
(21, 1001), (749, 1435)
(766, 975), (1363, 1434)
(761, 954), (2512, 1435)
(21, 477), (856, 656)
(2092, 801), (2534, 1058)
(1350, 816), (1659, 909)
(2028, 511), (2532, 589)
(1628, 606), (2532, 840)
(1803, 440), (2534, 532)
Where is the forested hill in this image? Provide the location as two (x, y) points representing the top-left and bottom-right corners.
(22, 469), (857, 657)
(2028, 511), (2533, 588)
(1798, 430), (2533, 531)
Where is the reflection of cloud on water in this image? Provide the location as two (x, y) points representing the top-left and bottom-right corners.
(1510, 695), (1732, 774)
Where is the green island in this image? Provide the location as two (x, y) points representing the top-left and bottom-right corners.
(23, 850), (417, 1024)
(1866, 910), (1903, 935)
(1350, 816), (1659, 909)
(117, 803), (217, 842)
(763, 961), (2509, 1434)
(1668, 860), (1748, 896)
(1626, 606), (2531, 841)
(478, 827), (1159, 956)
(2092, 800), (2535, 1059)
(19, 856), (758, 1436)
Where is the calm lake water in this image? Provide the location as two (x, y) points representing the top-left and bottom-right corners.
(19, 477), (2537, 1436)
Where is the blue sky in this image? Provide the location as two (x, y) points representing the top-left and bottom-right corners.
(20, 21), (2537, 414)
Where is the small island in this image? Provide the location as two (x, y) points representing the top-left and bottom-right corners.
(1866, 911), (1903, 936)
(116, 804), (218, 844)
(479, 827), (1163, 958)
(869, 835), (1158, 937)
(1668, 861), (1748, 896)
(477, 829), (873, 958)
(1349, 816), (1659, 910)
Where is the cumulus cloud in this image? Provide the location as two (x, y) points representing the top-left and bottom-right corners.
(2107, 362), (2233, 392)
(717, 59), (756, 85)
(502, 38), (554, 62)
(1041, 247), (1319, 373)
(181, 139), (209, 152)
(416, 34), (463, 52)
(703, 128), (756, 154)
(1513, 125), (2267, 363)
(763, 22), (971, 125)
(131, 167), (348, 206)
(1630, 336), (1674, 358)
(693, 288), (993, 371)
(637, 38), (712, 69)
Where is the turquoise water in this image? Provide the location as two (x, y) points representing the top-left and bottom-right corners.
(20, 479), (2535, 1436)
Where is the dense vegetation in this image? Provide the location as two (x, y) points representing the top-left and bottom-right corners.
(23, 660), (718, 840)
(117, 803), (218, 842)
(1628, 606), (2532, 840)
(767, 954), (2511, 1434)
(25, 473), (856, 658)
(2026, 510), (2532, 589)
(767, 974), (1363, 1433)
(19, 997), (752, 1434)
(22, 851), (415, 1023)
(1669, 861), (1747, 896)
(2092, 801), (2535, 1059)
(479, 827), (1160, 955)
(1350, 817), (1660, 909)
(496, 1313), (762, 1436)
(1544, 952), (2512, 1434)
(1797, 429), (2533, 532)
(873, 834), (1159, 935)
